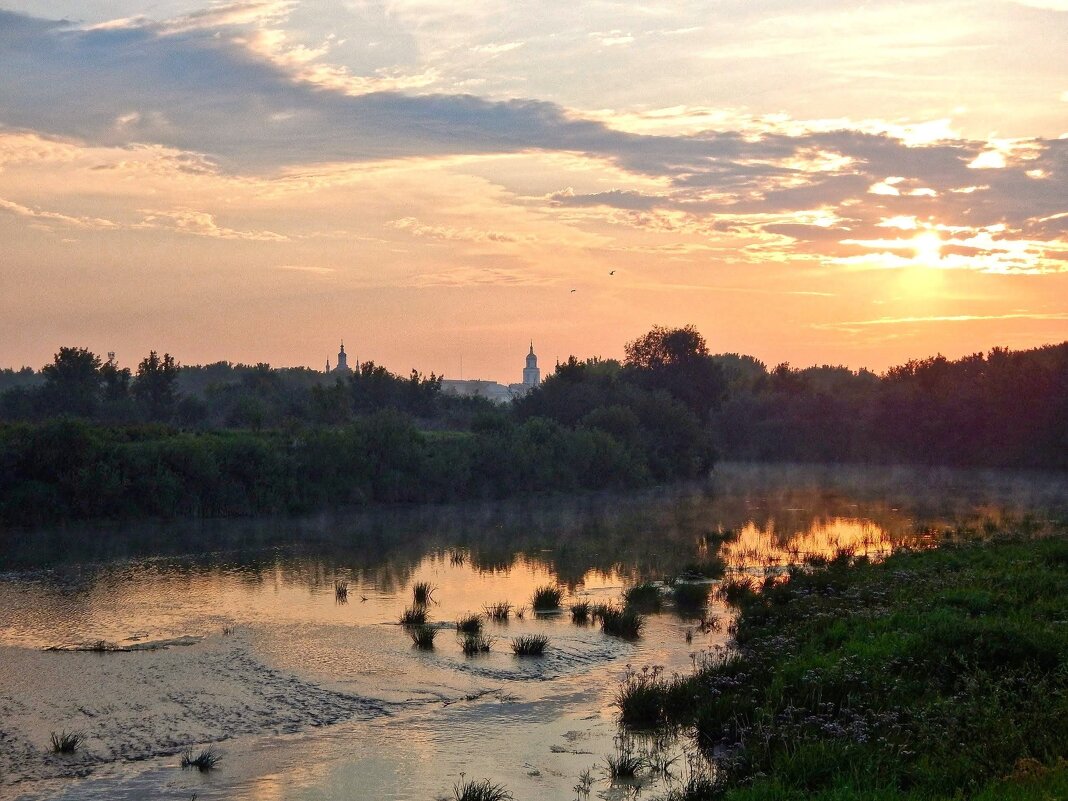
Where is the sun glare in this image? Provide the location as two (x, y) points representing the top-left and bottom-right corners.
(911, 231), (943, 264)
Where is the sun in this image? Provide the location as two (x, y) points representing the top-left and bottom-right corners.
(911, 231), (943, 264)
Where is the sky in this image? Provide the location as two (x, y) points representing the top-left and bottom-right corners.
(1, 0), (1066, 382)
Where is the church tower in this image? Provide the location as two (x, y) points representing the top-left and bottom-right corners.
(334, 341), (352, 373)
(523, 342), (541, 388)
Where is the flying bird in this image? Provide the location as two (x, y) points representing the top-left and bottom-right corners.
(609, 270), (616, 275)
(570, 289), (577, 293)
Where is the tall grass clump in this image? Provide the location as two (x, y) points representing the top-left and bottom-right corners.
(717, 575), (757, 605)
(50, 731), (83, 754)
(511, 634), (549, 656)
(615, 665), (676, 728)
(461, 632), (492, 655)
(570, 601), (591, 623)
(400, 606), (428, 626)
(531, 584), (563, 610)
(671, 582), (710, 613)
(601, 606), (645, 639)
(623, 582), (662, 611)
(483, 601), (512, 621)
(181, 746), (221, 772)
(455, 613), (483, 634)
(409, 624), (437, 649)
(412, 581), (436, 605)
(334, 579), (349, 602)
(452, 775), (512, 801)
(604, 737), (643, 780)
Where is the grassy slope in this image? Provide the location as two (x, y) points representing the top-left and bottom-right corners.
(641, 534), (1068, 800)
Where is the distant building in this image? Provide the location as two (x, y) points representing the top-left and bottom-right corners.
(442, 342), (542, 403)
(326, 341), (353, 374)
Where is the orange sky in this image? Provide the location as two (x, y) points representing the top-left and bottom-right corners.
(1, 1), (1066, 382)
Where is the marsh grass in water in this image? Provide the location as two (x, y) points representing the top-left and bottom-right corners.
(49, 731), (82, 754)
(412, 581), (435, 605)
(618, 532), (1068, 800)
(400, 606), (428, 626)
(623, 582), (662, 611)
(408, 624), (437, 649)
(452, 775), (512, 801)
(460, 632), (493, 655)
(570, 601), (591, 623)
(483, 601), (512, 621)
(600, 606), (645, 639)
(455, 613), (483, 634)
(531, 584), (563, 610)
(511, 634), (549, 656)
(604, 736), (643, 781)
(180, 746), (221, 772)
(671, 582), (710, 612)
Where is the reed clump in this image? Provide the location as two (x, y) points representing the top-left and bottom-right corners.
(409, 624), (437, 649)
(452, 775), (512, 801)
(600, 606), (645, 639)
(455, 614), (483, 634)
(181, 746), (221, 772)
(50, 731), (83, 754)
(623, 582), (662, 611)
(483, 602), (512, 621)
(400, 606), (429, 626)
(460, 632), (493, 655)
(570, 601), (591, 623)
(511, 634), (549, 656)
(531, 584), (563, 610)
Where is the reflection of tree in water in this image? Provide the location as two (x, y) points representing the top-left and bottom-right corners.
(5, 464), (1065, 595)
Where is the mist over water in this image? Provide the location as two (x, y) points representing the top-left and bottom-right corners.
(1, 463), (1065, 800)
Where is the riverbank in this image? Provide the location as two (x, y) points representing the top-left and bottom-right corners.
(623, 530), (1068, 800)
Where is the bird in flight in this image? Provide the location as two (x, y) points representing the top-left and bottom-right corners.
(570, 289), (577, 293)
(609, 270), (616, 275)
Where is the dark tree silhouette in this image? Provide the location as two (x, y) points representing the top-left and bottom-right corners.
(133, 351), (179, 421)
(41, 347), (102, 417)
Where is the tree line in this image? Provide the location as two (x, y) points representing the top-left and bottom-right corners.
(0, 327), (1064, 525)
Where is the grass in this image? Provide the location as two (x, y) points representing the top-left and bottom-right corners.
(511, 634), (549, 656)
(452, 775), (512, 801)
(604, 738), (643, 780)
(408, 624), (437, 649)
(570, 601), (591, 623)
(455, 613), (483, 634)
(50, 730), (83, 754)
(671, 581), (711, 612)
(531, 584), (563, 610)
(180, 746), (221, 772)
(400, 605), (428, 626)
(679, 554), (727, 579)
(615, 665), (675, 729)
(623, 582), (662, 611)
(617, 531), (1068, 800)
(460, 632), (493, 655)
(483, 601), (512, 621)
(412, 581), (436, 605)
(600, 605), (645, 639)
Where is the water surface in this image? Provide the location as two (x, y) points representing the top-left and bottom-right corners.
(1, 463), (1064, 800)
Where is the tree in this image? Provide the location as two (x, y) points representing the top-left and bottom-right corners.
(624, 325), (726, 419)
(624, 325), (709, 369)
(133, 351), (179, 421)
(40, 347), (103, 417)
